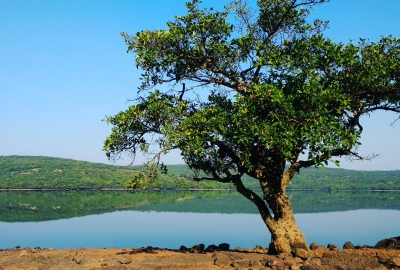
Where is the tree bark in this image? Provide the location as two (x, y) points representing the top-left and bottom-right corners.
(262, 181), (308, 254)
(239, 158), (309, 255)
(234, 170), (308, 254)
(258, 163), (308, 254)
(232, 154), (308, 255)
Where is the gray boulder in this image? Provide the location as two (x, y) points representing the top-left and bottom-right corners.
(375, 236), (400, 249)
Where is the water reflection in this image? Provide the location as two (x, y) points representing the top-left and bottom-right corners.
(0, 190), (399, 249)
(1, 209), (399, 249)
(297, 209), (400, 247)
(1, 190), (400, 222)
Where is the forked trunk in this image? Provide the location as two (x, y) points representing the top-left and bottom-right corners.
(262, 185), (308, 254)
(233, 169), (308, 254)
(259, 168), (309, 254)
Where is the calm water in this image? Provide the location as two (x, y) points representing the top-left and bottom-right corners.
(0, 191), (399, 249)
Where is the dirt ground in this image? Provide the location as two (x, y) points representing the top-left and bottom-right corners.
(0, 245), (399, 270)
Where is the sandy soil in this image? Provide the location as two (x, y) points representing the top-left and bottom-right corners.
(0, 245), (400, 270)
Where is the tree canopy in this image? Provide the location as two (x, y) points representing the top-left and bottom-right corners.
(104, 0), (400, 254)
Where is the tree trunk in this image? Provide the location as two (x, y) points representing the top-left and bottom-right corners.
(262, 184), (308, 254)
(234, 174), (308, 254)
(258, 165), (308, 254)
(249, 158), (308, 254)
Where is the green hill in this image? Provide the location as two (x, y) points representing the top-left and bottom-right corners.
(0, 156), (227, 190)
(0, 156), (134, 189)
(0, 156), (399, 190)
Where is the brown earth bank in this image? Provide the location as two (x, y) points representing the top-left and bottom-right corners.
(1, 238), (400, 270)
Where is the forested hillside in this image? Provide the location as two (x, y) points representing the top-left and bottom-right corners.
(1, 156), (399, 190)
(0, 156), (226, 190)
(0, 156), (133, 189)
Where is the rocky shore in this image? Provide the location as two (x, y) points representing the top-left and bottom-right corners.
(1, 237), (399, 269)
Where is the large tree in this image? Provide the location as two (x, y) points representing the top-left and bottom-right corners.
(104, 0), (400, 254)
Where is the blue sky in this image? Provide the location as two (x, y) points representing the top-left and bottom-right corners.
(1, 0), (399, 170)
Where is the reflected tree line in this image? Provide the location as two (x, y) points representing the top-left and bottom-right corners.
(1, 190), (399, 222)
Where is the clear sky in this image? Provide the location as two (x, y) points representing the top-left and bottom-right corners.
(1, 0), (399, 170)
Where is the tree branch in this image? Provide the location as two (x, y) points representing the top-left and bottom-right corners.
(231, 174), (272, 221)
(296, 149), (355, 169)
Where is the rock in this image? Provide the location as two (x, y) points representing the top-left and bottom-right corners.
(306, 258), (322, 266)
(72, 257), (82, 264)
(309, 243), (319, 250)
(327, 244), (338, 251)
(295, 248), (312, 260)
(190, 243), (205, 253)
(392, 257), (400, 267)
(312, 246), (327, 259)
(0, 246), (399, 270)
(205, 244), (218, 252)
(375, 236), (400, 249)
(322, 252), (383, 270)
(279, 253), (303, 269)
(254, 245), (266, 252)
(115, 254), (132, 264)
(376, 251), (392, 263)
(213, 251), (247, 268)
(303, 257), (336, 270)
(218, 243), (230, 251)
(343, 241), (355, 249)
(290, 264), (301, 270)
(233, 247), (254, 253)
(231, 258), (250, 268)
(263, 258), (287, 269)
(213, 252), (233, 267)
(179, 245), (189, 252)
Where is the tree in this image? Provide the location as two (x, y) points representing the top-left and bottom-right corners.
(104, 0), (400, 254)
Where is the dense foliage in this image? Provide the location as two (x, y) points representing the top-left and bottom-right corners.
(105, 0), (400, 186)
(104, 0), (400, 253)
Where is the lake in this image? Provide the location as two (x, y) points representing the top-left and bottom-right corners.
(0, 190), (399, 249)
